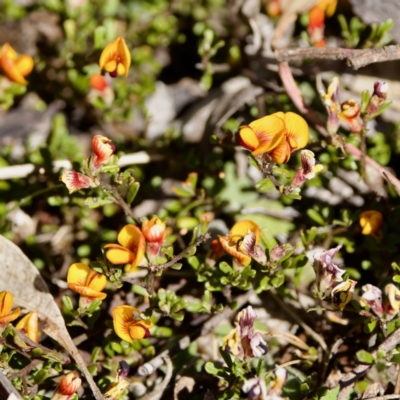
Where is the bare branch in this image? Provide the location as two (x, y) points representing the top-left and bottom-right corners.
(275, 45), (400, 70)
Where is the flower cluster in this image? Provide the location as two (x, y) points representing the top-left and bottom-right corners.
(321, 77), (389, 135)
(60, 134), (115, 194)
(0, 43), (34, 85)
(222, 306), (268, 359)
(216, 220), (266, 267)
(313, 246), (357, 310)
(238, 112), (309, 164)
(359, 283), (400, 322)
(104, 218), (167, 272)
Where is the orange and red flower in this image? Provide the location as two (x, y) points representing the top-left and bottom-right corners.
(218, 220), (265, 267)
(67, 263), (107, 305)
(112, 305), (153, 343)
(142, 217), (166, 260)
(238, 112), (309, 164)
(0, 43), (34, 85)
(104, 224), (146, 273)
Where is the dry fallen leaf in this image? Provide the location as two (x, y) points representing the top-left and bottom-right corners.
(0, 235), (104, 400)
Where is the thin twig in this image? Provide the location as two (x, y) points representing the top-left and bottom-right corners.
(8, 359), (42, 380)
(275, 45), (400, 70)
(153, 233), (211, 272)
(99, 182), (139, 224)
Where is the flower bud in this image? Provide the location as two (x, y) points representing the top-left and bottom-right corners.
(90, 135), (116, 172)
(52, 371), (81, 399)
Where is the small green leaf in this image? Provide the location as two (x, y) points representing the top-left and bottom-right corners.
(219, 262), (233, 274)
(255, 178), (275, 193)
(307, 209), (326, 226)
(34, 369), (49, 385)
(62, 295), (74, 312)
(356, 349), (375, 364)
(85, 197), (114, 208)
(170, 263), (183, 270)
(261, 227), (278, 251)
(132, 285), (150, 297)
(127, 182), (140, 205)
(320, 386), (340, 400)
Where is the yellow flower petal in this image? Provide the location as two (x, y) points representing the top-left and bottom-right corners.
(218, 236), (252, 266)
(268, 137), (291, 164)
(238, 126), (259, 152)
(282, 112), (309, 151)
(104, 244), (135, 264)
(230, 220), (260, 244)
(0, 291), (14, 317)
(86, 270), (107, 292)
(117, 36), (131, 76)
(68, 284), (107, 300)
(16, 311), (38, 343)
(118, 224), (142, 249)
(360, 211), (383, 235)
(67, 263), (91, 287)
(14, 55), (34, 76)
(248, 114), (286, 156)
(0, 307), (20, 324)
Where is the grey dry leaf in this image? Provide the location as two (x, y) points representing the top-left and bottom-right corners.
(0, 235), (104, 400)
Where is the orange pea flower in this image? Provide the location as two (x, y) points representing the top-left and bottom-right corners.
(112, 305), (153, 343)
(238, 113), (286, 157)
(16, 311), (38, 343)
(0, 43), (34, 85)
(67, 263), (107, 306)
(238, 112), (309, 164)
(90, 134), (115, 172)
(99, 36), (131, 78)
(359, 210), (383, 236)
(218, 220), (265, 267)
(0, 291), (20, 326)
(60, 170), (93, 194)
(52, 371), (82, 400)
(89, 73), (108, 92)
(104, 225), (146, 273)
